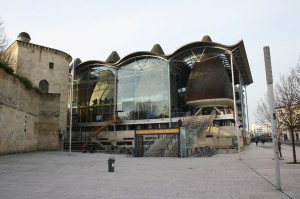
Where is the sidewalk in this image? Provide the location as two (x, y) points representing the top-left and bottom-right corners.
(0, 143), (299, 199)
(282, 140), (300, 147)
(241, 142), (300, 199)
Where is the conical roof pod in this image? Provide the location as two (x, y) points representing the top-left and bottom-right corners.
(150, 44), (165, 55)
(201, 35), (212, 42)
(106, 51), (120, 63)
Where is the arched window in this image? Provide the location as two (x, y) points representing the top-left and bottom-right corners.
(39, 80), (49, 93)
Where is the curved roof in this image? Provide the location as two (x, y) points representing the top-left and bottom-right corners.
(76, 36), (253, 85)
(165, 40), (252, 85)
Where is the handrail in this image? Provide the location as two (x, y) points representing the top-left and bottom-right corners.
(197, 109), (216, 137)
(143, 135), (157, 152)
(160, 135), (176, 157)
(90, 137), (105, 147)
(183, 110), (217, 154)
(161, 135), (176, 150)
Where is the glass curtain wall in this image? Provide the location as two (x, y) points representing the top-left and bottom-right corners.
(73, 66), (116, 123)
(69, 57), (190, 124)
(169, 62), (191, 117)
(117, 58), (170, 120)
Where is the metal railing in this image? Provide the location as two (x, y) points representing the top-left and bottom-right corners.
(182, 110), (216, 156)
(160, 135), (176, 157)
(143, 135), (158, 152)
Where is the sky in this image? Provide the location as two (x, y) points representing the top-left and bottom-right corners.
(1, 0), (300, 130)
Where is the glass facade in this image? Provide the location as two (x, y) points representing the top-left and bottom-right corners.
(71, 56), (191, 124)
(73, 66), (116, 123)
(117, 58), (170, 120)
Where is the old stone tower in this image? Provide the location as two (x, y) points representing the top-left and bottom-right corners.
(4, 32), (72, 135)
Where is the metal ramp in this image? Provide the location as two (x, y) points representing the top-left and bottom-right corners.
(90, 115), (121, 137)
(87, 115), (121, 149)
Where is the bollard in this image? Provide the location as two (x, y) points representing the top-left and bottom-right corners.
(108, 157), (115, 172)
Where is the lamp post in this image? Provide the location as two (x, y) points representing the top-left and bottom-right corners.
(228, 50), (241, 160)
(68, 58), (81, 156)
(69, 61), (74, 156)
(263, 46), (281, 190)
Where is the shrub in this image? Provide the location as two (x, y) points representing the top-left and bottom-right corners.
(0, 59), (14, 74)
(17, 75), (33, 89)
(0, 59), (38, 91)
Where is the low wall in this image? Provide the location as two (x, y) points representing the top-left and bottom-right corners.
(196, 126), (244, 148)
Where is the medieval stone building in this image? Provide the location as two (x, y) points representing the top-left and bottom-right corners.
(0, 32), (72, 154)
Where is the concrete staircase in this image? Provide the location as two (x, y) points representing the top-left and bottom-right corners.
(63, 141), (105, 152)
(144, 135), (177, 157)
(163, 141), (178, 157)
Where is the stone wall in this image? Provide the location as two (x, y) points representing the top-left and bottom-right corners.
(37, 94), (61, 150)
(196, 126), (244, 148)
(15, 41), (71, 136)
(3, 39), (72, 138)
(0, 68), (61, 155)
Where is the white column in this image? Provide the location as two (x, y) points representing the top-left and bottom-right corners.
(229, 50), (241, 160)
(69, 62), (74, 156)
(263, 46), (281, 190)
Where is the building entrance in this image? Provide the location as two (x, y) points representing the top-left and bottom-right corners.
(134, 128), (180, 157)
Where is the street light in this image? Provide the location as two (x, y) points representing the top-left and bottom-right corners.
(228, 50), (241, 160)
(68, 58), (81, 156)
(263, 46), (281, 190)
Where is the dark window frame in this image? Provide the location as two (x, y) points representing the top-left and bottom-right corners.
(39, 80), (49, 93)
(49, 62), (54, 69)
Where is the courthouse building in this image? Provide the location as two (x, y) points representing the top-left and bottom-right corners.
(69, 35), (253, 156)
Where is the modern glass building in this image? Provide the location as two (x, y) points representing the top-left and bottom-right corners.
(67, 35), (253, 155)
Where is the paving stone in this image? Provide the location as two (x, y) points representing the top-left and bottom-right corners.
(0, 143), (299, 199)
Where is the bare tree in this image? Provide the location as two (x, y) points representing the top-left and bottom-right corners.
(255, 60), (300, 163)
(255, 94), (271, 124)
(291, 57), (300, 103)
(0, 18), (19, 72)
(275, 71), (300, 163)
(0, 17), (8, 53)
(255, 94), (283, 136)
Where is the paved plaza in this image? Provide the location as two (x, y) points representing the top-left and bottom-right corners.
(0, 143), (299, 199)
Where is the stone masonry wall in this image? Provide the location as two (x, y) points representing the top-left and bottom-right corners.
(0, 68), (61, 155)
(37, 94), (61, 150)
(13, 41), (71, 136)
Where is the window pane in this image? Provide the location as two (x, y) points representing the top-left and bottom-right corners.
(117, 58), (169, 120)
(39, 80), (49, 93)
(75, 67), (115, 122)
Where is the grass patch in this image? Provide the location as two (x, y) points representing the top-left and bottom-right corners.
(287, 162), (300, 164)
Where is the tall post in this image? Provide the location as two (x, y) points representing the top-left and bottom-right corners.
(239, 74), (246, 145)
(263, 46), (281, 190)
(168, 60), (172, 127)
(245, 86), (250, 133)
(113, 69), (117, 142)
(229, 50), (241, 160)
(69, 61), (74, 156)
